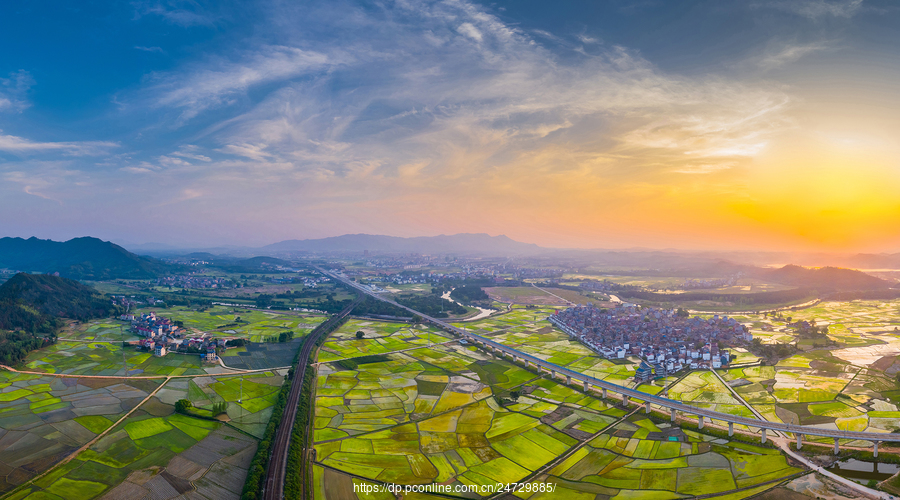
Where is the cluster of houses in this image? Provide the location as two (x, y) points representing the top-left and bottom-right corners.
(549, 303), (753, 381)
(154, 275), (235, 290)
(121, 312), (220, 362)
(578, 279), (642, 293)
(681, 274), (741, 290)
(298, 275), (330, 287)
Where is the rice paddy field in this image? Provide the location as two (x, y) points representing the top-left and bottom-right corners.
(9, 410), (258, 500)
(0, 306), (295, 498)
(128, 305), (328, 343)
(0, 372), (162, 496)
(539, 415), (803, 498)
(311, 335), (630, 499)
(310, 316), (804, 499)
(0, 366), (283, 499)
(705, 301), (900, 444)
(310, 326), (804, 500)
(457, 308), (640, 385)
(317, 320), (453, 363)
(22, 342), (211, 377)
(58, 320), (138, 343)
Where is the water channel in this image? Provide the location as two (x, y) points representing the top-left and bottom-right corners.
(826, 458), (900, 484)
(441, 289), (497, 321)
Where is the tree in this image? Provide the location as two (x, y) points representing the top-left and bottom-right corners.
(175, 399), (193, 413)
(356, 331), (365, 339)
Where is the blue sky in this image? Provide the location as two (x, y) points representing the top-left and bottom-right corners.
(2, 0), (900, 250)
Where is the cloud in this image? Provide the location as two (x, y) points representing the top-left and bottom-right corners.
(192, 0), (792, 194)
(149, 45), (336, 122)
(457, 23), (483, 42)
(755, 41), (829, 70)
(135, 45), (166, 53)
(171, 145), (211, 161)
(765, 0), (864, 19)
(0, 132), (118, 156)
(0, 70), (34, 113)
(672, 162), (737, 174)
(133, 0), (217, 27)
(1, 163), (86, 204)
(38, 0), (804, 246)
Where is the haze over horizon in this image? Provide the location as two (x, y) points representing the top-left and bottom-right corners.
(3, 0), (900, 252)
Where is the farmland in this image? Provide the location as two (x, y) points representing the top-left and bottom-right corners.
(0, 308), (298, 497)
(708, 300), (900, 444)
(11, 410), (258, 500)
(457, 308), (640, 385)
(0, 367), (284, 499)
(309, 317), (805, 499)
(127, 305), (328, 343)
(317, 319), (453, 364)
(0, 371), (162, 496)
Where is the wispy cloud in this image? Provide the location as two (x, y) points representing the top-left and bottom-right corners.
(134, 45), (166, 54)
(0, 70), (34, 113)
(148, 45), (336, 123)
(183, 0), (793, 188)
(133, 0), (217, 27)
(1, 163), (85, 205)
(0, 132), (118, 156)
(764, 0), (864, 19)
(754, 41), (829, 70)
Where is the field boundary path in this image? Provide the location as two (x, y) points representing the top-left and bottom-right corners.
(2, 377), (171, 499)
(263, 295), (362, 500)
(530, 283), (574, 306)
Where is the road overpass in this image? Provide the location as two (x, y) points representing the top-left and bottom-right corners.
(319, 267), (899, 456)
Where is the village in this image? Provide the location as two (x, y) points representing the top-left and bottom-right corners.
(549, 303), (753, 381)
(154, 274), (236, 290)
(119, 311), (225, 362)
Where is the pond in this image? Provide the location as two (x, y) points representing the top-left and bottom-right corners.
(826, 458), (900, 484)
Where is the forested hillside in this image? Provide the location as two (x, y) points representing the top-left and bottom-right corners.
(0, 273), (118, 364)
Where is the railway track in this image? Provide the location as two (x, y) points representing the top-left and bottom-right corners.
(262, 296), (361, 500)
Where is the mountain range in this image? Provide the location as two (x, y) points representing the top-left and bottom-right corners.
(261, 233), (542, 255)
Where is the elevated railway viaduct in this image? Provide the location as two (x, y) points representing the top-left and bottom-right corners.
(320, 267), (899, 457)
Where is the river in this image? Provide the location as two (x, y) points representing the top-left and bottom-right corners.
(441, 290), (497, 321)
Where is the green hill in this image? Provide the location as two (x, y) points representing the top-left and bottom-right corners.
(0, 236), (172, 280)
(0, 273), (117, 332)
(0, 273), (118, 364)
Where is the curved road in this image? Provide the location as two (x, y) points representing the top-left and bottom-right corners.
(320, 267), (900, 447)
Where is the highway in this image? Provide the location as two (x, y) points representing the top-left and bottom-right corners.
(262, 296), (361, 500)
(319, 267), (900, 449)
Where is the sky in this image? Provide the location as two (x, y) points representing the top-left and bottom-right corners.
(2, 0), (900, 251)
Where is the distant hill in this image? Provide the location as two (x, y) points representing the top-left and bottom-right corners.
(0, 237), (171, 280)
(758, 265), (891, 291)
(263, 233), (541, 255)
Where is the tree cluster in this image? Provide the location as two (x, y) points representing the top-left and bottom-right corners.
(449, 285), (490, 306)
